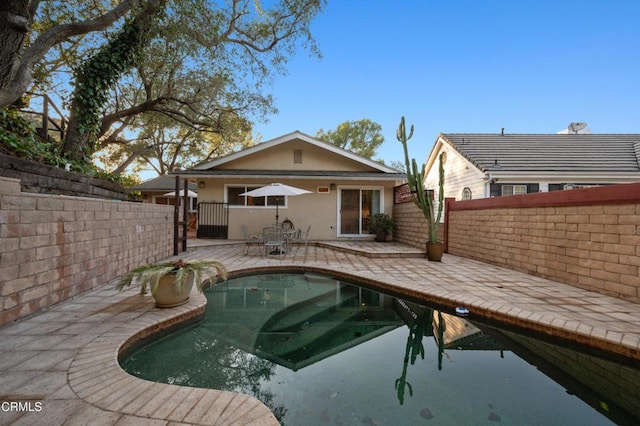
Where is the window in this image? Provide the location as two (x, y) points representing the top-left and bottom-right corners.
(227, 185), (285, 207)
(462, 187), (472, 200)
(501, 184), (527, 196)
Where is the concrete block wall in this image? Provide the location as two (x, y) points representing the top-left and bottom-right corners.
(445, 183), (640, 302)
(392, 201), (429, 249)
(392, 198), (444, 250)
(0, 176), (174, 326)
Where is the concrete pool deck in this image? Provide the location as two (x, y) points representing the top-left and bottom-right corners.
(1, 241), (639, 425)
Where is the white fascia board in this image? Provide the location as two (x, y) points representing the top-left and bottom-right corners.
(424, 134), (482, 176)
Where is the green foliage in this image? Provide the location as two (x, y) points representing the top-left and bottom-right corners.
(0, 107), (65, 166)
(0, 107), (135, 186)
(71, 2), (164, 159)
(116, 259), (228, 296)
(316, 119), (384, 158)
(365, 213), (395, 234)
(397, 116), (445, 243)
(28, 0), (324, 173)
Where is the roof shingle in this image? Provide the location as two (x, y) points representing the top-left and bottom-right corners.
(441, 134), (640, 173)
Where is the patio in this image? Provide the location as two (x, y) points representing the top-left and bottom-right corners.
(1, 242), (639, 425)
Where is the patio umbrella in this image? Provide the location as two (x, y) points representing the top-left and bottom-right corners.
(240, 183), (312, 225)
(162, 189), (198, 197)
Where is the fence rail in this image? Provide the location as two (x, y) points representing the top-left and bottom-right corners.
(20, 92), (67, 142)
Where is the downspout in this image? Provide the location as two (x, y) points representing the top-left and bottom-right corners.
(483, 172), (494, 198)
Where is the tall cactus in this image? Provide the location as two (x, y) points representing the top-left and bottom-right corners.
(397, 116), (445, 243)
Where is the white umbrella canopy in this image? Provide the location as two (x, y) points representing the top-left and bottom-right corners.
(240, 183), (312, 197)
(240, 183), (312, 224)
(162, 189), (198, 197)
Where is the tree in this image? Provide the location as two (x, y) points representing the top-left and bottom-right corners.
(1, 0), (326, 172)
(95, 113), (256, 176)
(315, 119), (384, 159)
(63, 0), (167, 161)
(0, 0), (138, 107)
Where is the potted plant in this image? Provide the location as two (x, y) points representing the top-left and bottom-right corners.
(366, 213), (395, 242)
(397, 116), (446, 261)
(116, 258), (228, 307)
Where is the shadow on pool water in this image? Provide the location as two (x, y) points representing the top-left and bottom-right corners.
(120, 272), (639, 426)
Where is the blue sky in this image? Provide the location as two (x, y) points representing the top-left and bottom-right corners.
(252, 0), (640, 166)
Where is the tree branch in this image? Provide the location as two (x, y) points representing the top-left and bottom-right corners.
(0, 0), (138, 106)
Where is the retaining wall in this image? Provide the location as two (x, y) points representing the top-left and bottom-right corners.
(0, 176), (174, 326)
(444, 182), (640, 302)
(0, 153), (128, 199)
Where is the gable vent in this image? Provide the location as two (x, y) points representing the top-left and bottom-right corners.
(293, 149), (302, 163)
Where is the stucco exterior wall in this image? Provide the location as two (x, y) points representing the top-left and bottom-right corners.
(218, 140), (379, 172)
(0, 177), (174, 326)
(445, 183), (640, 302)
(200, 177), (395, 240)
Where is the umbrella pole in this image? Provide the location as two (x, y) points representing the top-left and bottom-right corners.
(275, 198), (279, 225)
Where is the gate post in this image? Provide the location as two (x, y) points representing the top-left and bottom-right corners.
(174, 176), (180, 255)
(182, 179), (188, 252)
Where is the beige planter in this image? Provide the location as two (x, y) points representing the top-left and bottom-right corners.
(153, 271), (195, 308)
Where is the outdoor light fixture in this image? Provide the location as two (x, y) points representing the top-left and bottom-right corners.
(330, 183), (336, 190)
(198, 181), (205, 188)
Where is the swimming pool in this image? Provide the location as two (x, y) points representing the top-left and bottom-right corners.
(120, 272), (639, 425)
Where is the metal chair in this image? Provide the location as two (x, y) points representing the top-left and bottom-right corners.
(290, 224), (311, 254)
(241, 225), (262, 255)
(281, 218), (295, 232)
(262, 226), (286, 259)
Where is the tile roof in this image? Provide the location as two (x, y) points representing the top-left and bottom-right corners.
(440, 134), (640, 173)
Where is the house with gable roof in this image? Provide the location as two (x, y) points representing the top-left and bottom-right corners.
(422, 132), (640, 204)
(173, 131), (406, 240)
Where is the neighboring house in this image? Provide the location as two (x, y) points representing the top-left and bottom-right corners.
(173, 131), (405, 240)
(130, 175), (198, 214)
(423, 132), (640, 203)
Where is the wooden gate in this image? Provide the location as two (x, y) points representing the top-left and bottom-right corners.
(197, 202), (229, 238)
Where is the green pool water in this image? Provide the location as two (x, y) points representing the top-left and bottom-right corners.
(120, 272), (639, 425)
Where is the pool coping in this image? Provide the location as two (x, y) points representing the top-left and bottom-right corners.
(67, 290), (280, 425)
(2, 243), (639, 425)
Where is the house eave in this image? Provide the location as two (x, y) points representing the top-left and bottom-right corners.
(483, 170), (640, 183)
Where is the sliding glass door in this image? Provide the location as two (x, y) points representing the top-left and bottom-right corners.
(339, 187), (382, 236)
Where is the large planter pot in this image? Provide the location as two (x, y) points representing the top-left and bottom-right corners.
(426, 241), (444, 262)
(375, 230), (389, 242)
(153, 271), (195, 308)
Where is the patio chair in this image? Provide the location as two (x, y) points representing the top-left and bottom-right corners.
(263, 226), (286, 259)
(241, 225), (262, 255)
(290, 224), (311, 254)
(281, 218), (295, 232)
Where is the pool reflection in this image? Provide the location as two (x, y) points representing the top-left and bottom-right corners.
(121, 273), (639, 426)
